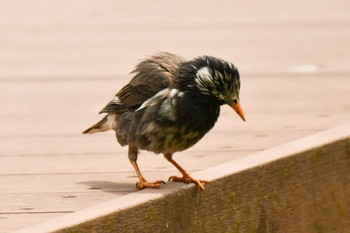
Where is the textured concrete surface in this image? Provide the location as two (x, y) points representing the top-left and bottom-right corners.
(1, 0), (350, 232)
(58, 126), (349, 233)
(11, 124), (350, 233)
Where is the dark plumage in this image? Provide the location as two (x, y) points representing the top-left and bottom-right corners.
(83, 52), (245, 191)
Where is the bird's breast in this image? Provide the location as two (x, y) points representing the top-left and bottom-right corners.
(136, 100), (220, 154)
(144, 124), (204, 154)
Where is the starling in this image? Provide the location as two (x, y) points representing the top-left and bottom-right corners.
(83, 52), (245, 191)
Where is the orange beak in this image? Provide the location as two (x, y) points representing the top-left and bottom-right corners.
(230, 101), (246, 122)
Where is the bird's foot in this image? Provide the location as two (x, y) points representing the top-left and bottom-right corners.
(168, 175), (211, 191)
(136, 179), (165, 190)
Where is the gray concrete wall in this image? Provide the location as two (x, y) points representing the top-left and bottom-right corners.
(57, 136), (350, 233)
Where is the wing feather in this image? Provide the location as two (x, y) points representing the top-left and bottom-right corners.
(100, 52), (186, 113)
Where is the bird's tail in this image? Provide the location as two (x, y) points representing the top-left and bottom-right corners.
(82, 115), (114, 134)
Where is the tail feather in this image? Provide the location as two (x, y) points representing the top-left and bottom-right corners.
(82, 115), (114, 134)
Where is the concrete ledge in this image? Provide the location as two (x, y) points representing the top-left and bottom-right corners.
(12, 124), (350, 233)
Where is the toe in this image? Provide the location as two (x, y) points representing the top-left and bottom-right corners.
(190, 178), (209, 191)
(136, 180), (164, 190)
(196, 182), (205, 191)
(168, 176), (191, 183)
(168, 175), (210, 191)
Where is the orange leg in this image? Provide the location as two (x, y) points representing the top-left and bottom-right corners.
(129, 146), (164, 190)
(164, 153), (211, 191)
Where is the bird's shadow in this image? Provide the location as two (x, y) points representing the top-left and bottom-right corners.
(78, 180), (136, 194)
(78, 180), (189, 195)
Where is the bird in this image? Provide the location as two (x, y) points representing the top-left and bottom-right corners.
(83, 52), (245, 191)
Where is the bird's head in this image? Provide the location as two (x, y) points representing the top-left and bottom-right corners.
(177, 55), (245, 121)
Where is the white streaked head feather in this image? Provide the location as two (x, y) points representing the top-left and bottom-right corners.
(195, 66), (214, 94)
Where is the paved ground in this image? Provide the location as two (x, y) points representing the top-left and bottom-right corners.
(1, 1), (350, 232)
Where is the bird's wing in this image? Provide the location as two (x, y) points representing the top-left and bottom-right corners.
(100, 52), (186, 113)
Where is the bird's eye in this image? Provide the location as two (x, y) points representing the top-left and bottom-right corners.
(232, 99), (238, 104)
